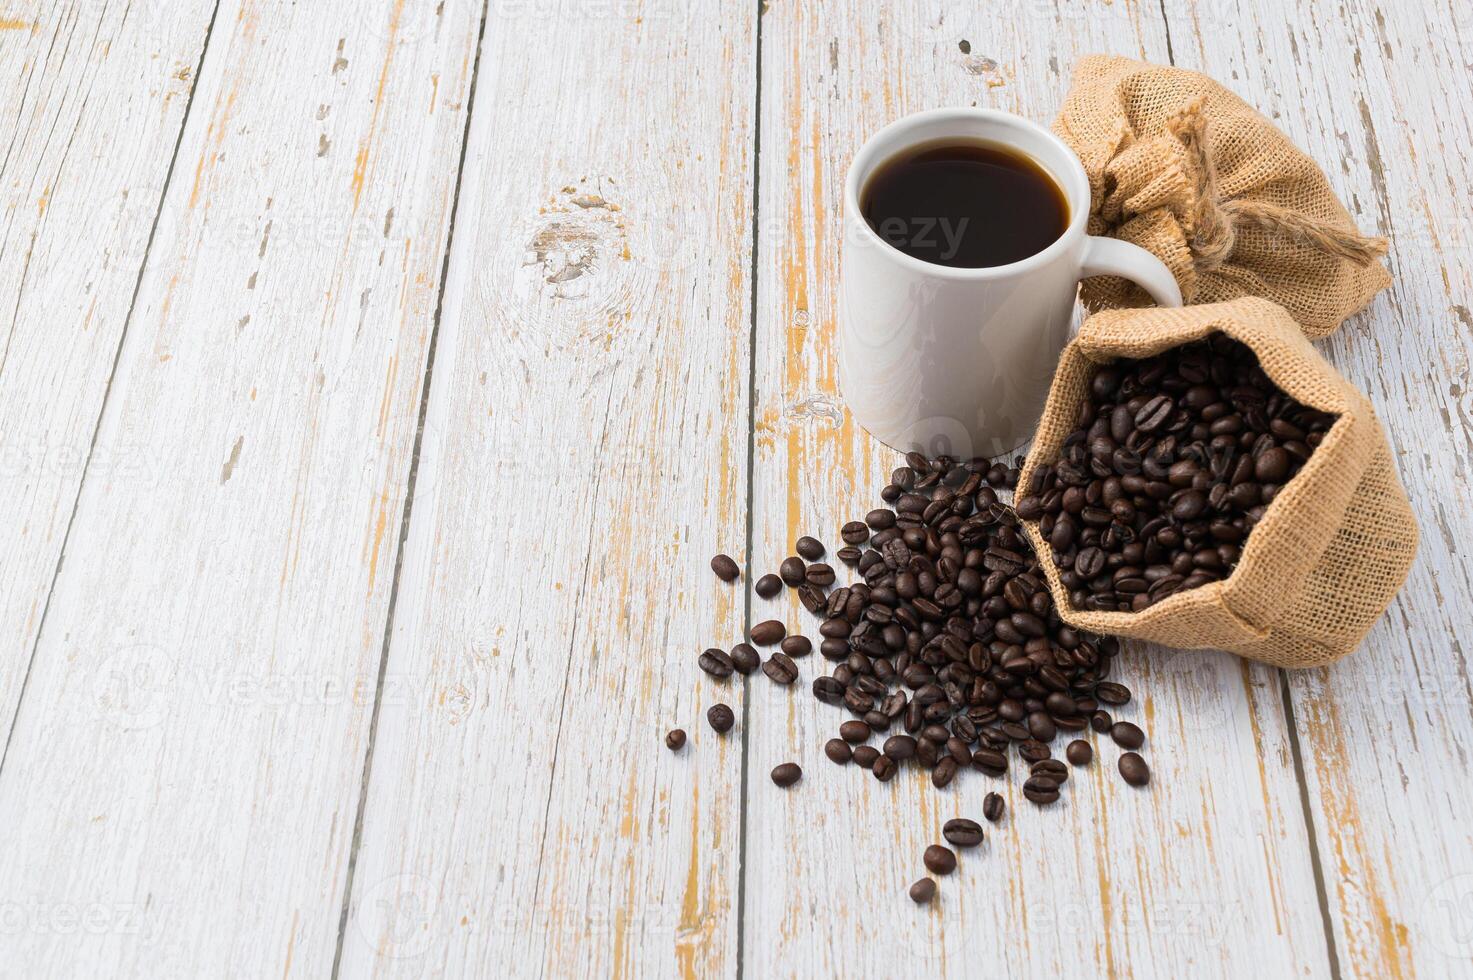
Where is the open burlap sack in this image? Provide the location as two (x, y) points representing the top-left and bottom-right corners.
(1018, 298), (1416, 668)
(1054, 55), (1391, 339)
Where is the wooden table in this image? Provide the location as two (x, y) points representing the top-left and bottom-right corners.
(1, 1), (1468, 976)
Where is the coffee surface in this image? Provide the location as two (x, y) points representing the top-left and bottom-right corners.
(861, 140), (1068, 268)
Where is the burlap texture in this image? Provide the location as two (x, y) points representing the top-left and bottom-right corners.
(1054, 55), (1391, 340)
(1018, 298), (1417, 668)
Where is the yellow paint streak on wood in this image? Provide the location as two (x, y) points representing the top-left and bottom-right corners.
(1299, 680), (1408, 979)
(675, 782), (702, 980)
(1090, 755), (1120, 978)
(365, 352), (399, 593)
(352, 0), (406, 210)
(0, 17), (31, 30)
(1238, 661), (1288, 935)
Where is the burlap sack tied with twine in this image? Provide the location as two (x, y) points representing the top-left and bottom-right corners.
(1054, 55), (1391, 339)
(1018, 298), (1416, 668)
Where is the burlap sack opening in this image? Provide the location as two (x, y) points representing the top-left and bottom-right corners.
(1054, 55), (1391, 340)
(1017, 298), (1417, 668)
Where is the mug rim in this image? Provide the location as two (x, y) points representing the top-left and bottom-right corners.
(844, 107), (1092, 281)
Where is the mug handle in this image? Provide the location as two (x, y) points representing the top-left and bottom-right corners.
(1080, 236), (1184, 308)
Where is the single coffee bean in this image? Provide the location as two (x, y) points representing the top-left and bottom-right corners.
(866, 508), (896, 530)
(762, 652), (799, 685)
(1031, 759), (1068, 783)
(841, 521), (870, 545)
(840, 720), (872, 744)
(1095, 682), (1131, 706)
(1065, 739), (1093, 765)
(837, 546), (863, 566)
(982, 792), (1005, 822)
(813, 676), (844, 704)
(1110, 721), (1145, 749)
(972, 749), (1007, 776)
(710, 554), (740, 582)
(755, 574), (783, 599)
(884, 734), (917, 760)
(1018, 739), (1051, 764)
(729, 643), (760, 675)
(750, 620), (786, 645)
(923, 844), (957, 875)
(943, 818), (984, 847)
(1119, 752), (1150, 786)
(665, 728), (686, 750)
(909, 878), (937, 904)
(932, 756), (958, 788)
(872, 754), (898, 781)
(806, 563), (836, 587)
(780, 556), (807, 586)
(796, 535), (826, 560)
(825, 738), (853, 764)
(698, 648), (734, 679)
(1090, 710), (1112, 733)
(1026, 711), (1057, 742)
(852, 745), (880, 769)
(707, 703), (734, 734)
(771, 762), (802, 787)
(781, 635), (812, 658)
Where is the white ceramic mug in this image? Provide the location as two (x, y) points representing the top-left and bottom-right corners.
(839, 107), (1182, 459)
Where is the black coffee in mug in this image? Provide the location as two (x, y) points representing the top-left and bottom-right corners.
(860, 139), (1069, 268)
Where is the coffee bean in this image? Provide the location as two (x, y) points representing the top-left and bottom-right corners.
(932, 756), (958, 788)
(943, 818), (984, 847)
(707, 703), (735, 733)
(750, 620), (786, 645)
(729, 643), (760, 675)
(781, 635), (812, 658)
(771, 762), (802, 787)
(923, 844), (957, 875)
(1018, 739), (1050, 764)
(909, 878), (937, 904)
(972, 749), (1007, 776)
(710, 554), (740, 582)
(840, 720), (871, 743)
(1118, 752), (1150, 786)
(813, 676), (844, 704)
(866, 509), (896, 530)
(872, 754), (898, 781)
(805, 563), (836, 587)
(1110, 721), (1145, 749)
(852, 746), (880, 769)
(837, 546), (862, 566)
(1090, 710), (1113, 733)
(1031, 759), (1068, 783)
(1065, 739), (1093, 765)
(665, 728), (686, 750)
(982, 792), (1005, 822)
(755, 574), (783, 599)
(698, 648), (734, 679)
(796, 535), (826, 560)
(825, 738), (853, 764)
(841, 521), (870, 545)
(1026, 711), (1057, 742)
(1094, 682), (1131, 706)
(763, 652), (799, 685)
(884, 734), (917, 760)
(780, 556), (807, 586)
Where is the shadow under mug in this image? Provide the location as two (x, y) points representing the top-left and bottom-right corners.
(839, 107), (1182, 461)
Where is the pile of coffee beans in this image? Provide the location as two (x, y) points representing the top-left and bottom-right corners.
(1016, 335), (1334, 613)
(686, 450), (1155, 902)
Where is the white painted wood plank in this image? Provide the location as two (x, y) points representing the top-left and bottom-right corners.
(0, 1), (483, 974)
(338, 3), (757, 976)
(1165, 1), (1473, 974)
(743, 3), (1334, 975)
(0, 1), (212, 739)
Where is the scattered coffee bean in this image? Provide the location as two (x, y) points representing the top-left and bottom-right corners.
(780, 556), (807, 586)
(923, 844), (957, 875)
(781, 635), (812, 658)
(932, 756), (958, 788)
(1119, 752), (1151, 786)
(840, 720), (871, 744)
(1090, 710), (1113, 733)
(750, 620), (786, 645)
(909, 878), (937, 904)
(665, 729), (686, 750)
(872, 754), (898, 781)
(729, 643), (760, 675)
(806, 563), (836, 587)
(698, 648), (734, 679)
(771, 762), (802, 787)
(825, 738), (853, 765)
(943, 818), (984, 847)
(982, 792), (1005, 822)
(707, 703), (734, 734)
(837, 546), (862, 566)
(796, 535), (826, 560)
(762, 652), (799, 685)
(852, 745), (880, 769)
(1110, 721), (1145, 750)
(1016, 336), (1331, 612)
(755, 574), (783, 599)
(1066, 740), (1093, 765)
(884, 734), (917, 760)
(710, 554), (740, 582)
(1031, 759), (1068, 783)
(1095, 683), (1131, 707)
